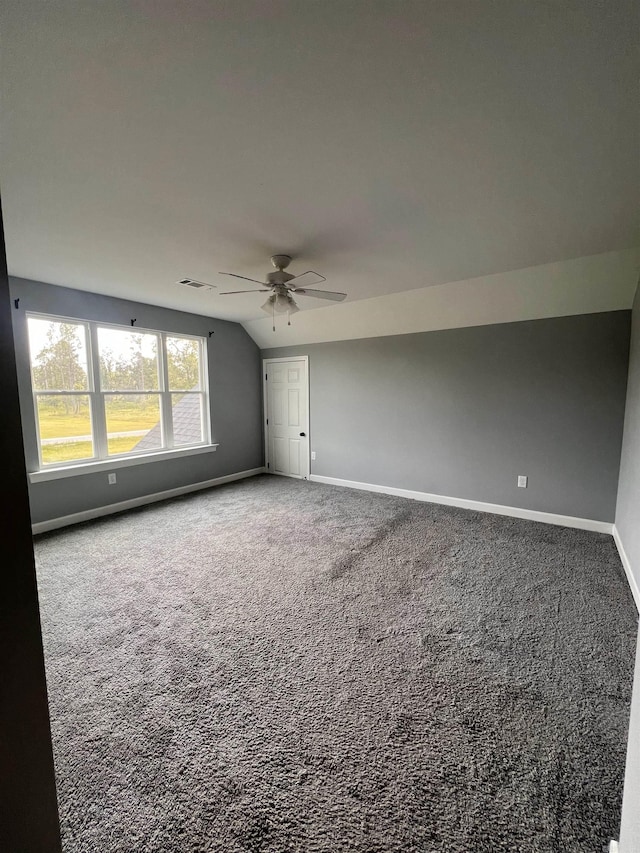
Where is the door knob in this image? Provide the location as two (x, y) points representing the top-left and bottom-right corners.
(300, 432), (306, 437)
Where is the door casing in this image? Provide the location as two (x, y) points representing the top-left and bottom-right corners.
(263, 355), (310, 479)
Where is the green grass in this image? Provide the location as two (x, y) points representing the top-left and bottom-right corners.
(41, 435), (145, 465)
(37, 401), (159, 439)
(104, 404), (160, 433)
(37, 398), (161, 465)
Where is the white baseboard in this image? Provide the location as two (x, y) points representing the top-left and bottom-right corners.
(613, 525), (640, 613)
(609, 842), (619, 853)
(309, 474), (614, 534)
(32, 467), (266, 534)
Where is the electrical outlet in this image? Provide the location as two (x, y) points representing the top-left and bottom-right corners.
(517, 475), (527, 488)
(108, 473), (117, 485)
(311, 451), (316, 461)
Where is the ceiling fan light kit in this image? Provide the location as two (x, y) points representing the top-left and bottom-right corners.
(261, 292), (300, 314)
(261, 291), (300, 330)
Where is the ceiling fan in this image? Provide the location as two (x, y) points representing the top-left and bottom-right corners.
(218, 255), (347, 329)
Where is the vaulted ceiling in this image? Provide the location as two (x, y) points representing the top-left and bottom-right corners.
(2, 0), (638, 345)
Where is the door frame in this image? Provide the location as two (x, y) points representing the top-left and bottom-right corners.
(263, 355), (310, 479)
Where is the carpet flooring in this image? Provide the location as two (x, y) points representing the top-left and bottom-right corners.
(34, 475), (637, 853)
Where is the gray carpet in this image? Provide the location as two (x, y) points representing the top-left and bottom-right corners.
(34, 475), (637, 853)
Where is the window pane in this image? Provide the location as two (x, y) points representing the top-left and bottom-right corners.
(36, 395), (94, 464)
(98, 328), (159, 391)
(166, 336), (202, 391)
(171, 393), (204, 446)
(28, 318), (89, 391)
(105, 394), (162, 455)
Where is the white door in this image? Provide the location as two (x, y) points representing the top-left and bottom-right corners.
(264, 357), (309, 479)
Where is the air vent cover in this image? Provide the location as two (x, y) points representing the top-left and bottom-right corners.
(177, 278), (214, 290)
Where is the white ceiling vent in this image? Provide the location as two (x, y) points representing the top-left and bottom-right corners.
(176, 278), (215, 291)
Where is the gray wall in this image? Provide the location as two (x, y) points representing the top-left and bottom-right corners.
(615, 281), (640, 852)
(10, 277), (263, 524)
(265, 311), (631, 522)
(0, 219), (61, 848)
(616, 283), (640, 588)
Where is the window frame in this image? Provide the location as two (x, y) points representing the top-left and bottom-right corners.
(27, 312), (212, 472)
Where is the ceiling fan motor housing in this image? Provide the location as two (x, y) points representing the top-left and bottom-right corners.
(266, 270), (295, 286)
(267, 254), (295, 285)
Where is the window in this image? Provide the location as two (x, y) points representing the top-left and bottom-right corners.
(27, 315), (210, 469)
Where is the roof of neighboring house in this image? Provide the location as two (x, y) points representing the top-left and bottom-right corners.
(134, 391), (202, 453)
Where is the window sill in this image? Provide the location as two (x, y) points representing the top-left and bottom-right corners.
(29, 444), (220, 483)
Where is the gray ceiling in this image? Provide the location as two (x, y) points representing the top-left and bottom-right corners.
(1, 0), (638, 324)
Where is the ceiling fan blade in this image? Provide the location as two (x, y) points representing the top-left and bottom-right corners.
(218, 272), (266, 286)
(288, 270), (327, 288)
(219, 289), (270, 295)
(294, 288), (347, 302)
